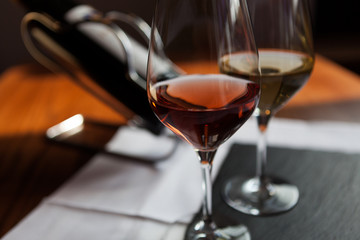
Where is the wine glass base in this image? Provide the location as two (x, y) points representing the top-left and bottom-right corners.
(185, 218), (251, 240)
(223, 176), (299, 216)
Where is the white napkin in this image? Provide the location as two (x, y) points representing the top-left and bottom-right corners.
(4, 118), (360, 240)
(3, 202), (182, 240)
(230, 117), (360, 154)
(105, 126), (178, 160)
(47, 134), (202, 223)
(44, 125), (233, 224)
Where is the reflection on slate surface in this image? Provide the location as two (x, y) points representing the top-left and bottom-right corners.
(212, 144), (360, 239)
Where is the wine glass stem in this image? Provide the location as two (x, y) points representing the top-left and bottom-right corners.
(201, 161), (213, 221)
(256, 128), (267, 182)
(256, 113), (271, 192)
(197, 150), (217, 223)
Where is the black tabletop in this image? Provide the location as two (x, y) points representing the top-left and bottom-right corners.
(212, 144), (360, 240)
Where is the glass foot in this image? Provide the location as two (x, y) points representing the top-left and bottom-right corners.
(185, 218), (251, 240)
(223, 176), (299, 216)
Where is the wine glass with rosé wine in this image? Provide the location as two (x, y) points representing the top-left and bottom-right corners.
(146, 0), (261, 239)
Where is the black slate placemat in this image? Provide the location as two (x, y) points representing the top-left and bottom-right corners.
(212, 144), (360, 240)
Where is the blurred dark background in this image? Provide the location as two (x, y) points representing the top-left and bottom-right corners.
(0, 0), (359, 74)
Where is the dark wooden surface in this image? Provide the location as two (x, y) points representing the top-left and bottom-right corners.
(0, 64), (125, 237)
(0, 56), (359, 237)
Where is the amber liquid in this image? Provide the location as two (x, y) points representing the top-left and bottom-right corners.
(149, 74), (259, 150)
(220, 49), (314, 117)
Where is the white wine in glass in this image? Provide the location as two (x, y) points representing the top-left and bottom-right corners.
(223, 0), (315, 216)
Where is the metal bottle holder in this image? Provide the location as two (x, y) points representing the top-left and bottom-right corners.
(20, 10), (178, 162)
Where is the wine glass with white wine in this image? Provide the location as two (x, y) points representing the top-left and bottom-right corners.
(223, 0), (315, 216)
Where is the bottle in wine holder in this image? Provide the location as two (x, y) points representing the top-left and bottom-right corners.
(17, 0), (177, 135)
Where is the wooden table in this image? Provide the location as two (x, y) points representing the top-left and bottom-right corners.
(0, 55), (359, 237)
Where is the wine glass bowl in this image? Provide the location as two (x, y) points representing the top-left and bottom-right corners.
(149, 74), (259, 151)
(147, 0), (260, 238)
(223, 0), (315, 215)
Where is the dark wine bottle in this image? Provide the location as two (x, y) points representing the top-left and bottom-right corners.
(14, 0), (165, 134)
